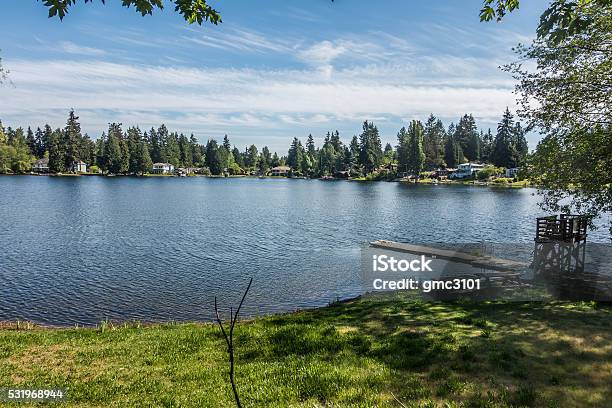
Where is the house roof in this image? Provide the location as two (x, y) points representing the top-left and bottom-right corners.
(271, 166), (291, 171)
(33, 158), (49, 165)
(153, 162), (173, 166)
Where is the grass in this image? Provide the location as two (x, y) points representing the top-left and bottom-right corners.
(1, 293), (610, 407)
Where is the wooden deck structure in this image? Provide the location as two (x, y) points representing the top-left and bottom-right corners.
(369, 240), (529, 272)
(535, 214), (588, 243)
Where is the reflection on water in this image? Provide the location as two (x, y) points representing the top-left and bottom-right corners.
(0, 176), (610, 325)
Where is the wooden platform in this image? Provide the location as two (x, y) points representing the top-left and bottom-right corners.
(369, 240), (530, 272)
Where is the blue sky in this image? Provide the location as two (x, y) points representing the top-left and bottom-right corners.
(0, 0), (546, 153)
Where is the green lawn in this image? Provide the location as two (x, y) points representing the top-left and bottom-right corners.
(1, 293), (610, 407)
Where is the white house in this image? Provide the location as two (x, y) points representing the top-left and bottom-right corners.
(72, 161), (87, 173)
(451, 163), (485, 179)
(32, 158), (50, 173)
(270, 166), (290, 177)
(152, 163), (175, 174)
(506, 167), (520, 178)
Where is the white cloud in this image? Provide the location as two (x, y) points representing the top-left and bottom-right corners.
(60, 41), (106, 56)
(0, 27), (523, 151)
(297, 40), (347, 66)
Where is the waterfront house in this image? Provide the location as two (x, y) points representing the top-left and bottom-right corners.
(72, 161), (87, 173)
(152, 163), (175, 174)
(270, 166), (290, 177)
(506, 167), (519, 178)
(451, 163), (485, 179)
(32, 158), (50, 173)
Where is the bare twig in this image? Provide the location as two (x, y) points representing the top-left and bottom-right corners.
(391, 391), (408, 408)
(214, 277), (253, 408)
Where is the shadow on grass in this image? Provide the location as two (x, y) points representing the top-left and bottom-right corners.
(234, 294), (612, 406)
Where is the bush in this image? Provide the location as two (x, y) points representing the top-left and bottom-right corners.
(492, 177), (513, 184)
(477, 166), (502, 180)
(89, 165), (100, 174)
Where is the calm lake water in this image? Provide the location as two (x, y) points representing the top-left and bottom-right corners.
(0, 176), (609, 326)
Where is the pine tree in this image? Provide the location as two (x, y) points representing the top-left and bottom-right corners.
(330, 130), (342, 152)
(406, 121), (426, 177)
(271, 152), (280, 168)
(491, 108), (517, 168)
(222, 135), (231, 151)
(127, 127), (143, 174)
(191, 135), (204, 166)
(149, 127), (162, 163)
(137, 139), (153, 174)
(396, 126), (409, 174)
(34, 127), (46, 158)
(164, 132), (181, 168)
(26, 127), (36, 157)
(48, 129), (65, 173)
(455, 114), (480, 162)
(287, 137), (303, 170)
(444, 134), (464, 168)
(205, 139), (222, 175)
(178, 133), (192, 167)
(306, 134), (316, 157)
(423, 114), (446, 169)
(246, 145), (258, 169)
(359, 121), (383, 174)
(104, 123), (125, 174)
(231, 146), (243, 168)
(63, 110), (82, 171)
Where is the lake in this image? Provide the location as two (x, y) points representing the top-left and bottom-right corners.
(0, 176), (609, 326)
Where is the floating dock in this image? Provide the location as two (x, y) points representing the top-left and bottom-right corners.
(369, 240), (530, 272)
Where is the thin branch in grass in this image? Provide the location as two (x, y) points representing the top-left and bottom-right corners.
(214, 277), (253, 408)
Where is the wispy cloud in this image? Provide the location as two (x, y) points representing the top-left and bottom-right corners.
(60, 41), (106, 56)
(183, 27), (294, 54)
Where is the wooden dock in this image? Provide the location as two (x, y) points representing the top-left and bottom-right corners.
(369, 240), (530, 272)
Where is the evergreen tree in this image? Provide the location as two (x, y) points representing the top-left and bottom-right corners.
(396, 126), (409, 174)
(178, 133), (192, 167)
(306, 134), (316, 157)
(222, 135), (231, 151)
(270, 152), (280, 168)
(287, 137), (304, 170)
(359, 121), (383, 174)
(330, 130), (342, 152)
(164, 132), (181, 168)
(513, 122), (529, 166)
(205, 139), (222, 175)
(455, 114), (480, 162)
(48, 129), (65, 172)
(491, 108), (517, 168)
(231, 146), (242, 168)
(42, 125), (53, 158)
(246, 145), (258, 169)
(26, 127), (36, 156)
(137, 139), (153, 174)
(191, 135), (204, 166)
(480, 129), (494, 163)
(34, 127), (46, 158)
(127, 127), (143, 174)
(444, 134), (464, 168)
(63, 110), (82, 170)
(104, 123), (125, 174)
(149, 127), (162, 163)
(406, 121), (426, 177)
(423, 114), (446, 169)
(80, 134), (96, 166)
(95, 133), (106, 170)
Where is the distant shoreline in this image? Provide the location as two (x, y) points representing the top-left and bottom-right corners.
(0, 172), (533, 188)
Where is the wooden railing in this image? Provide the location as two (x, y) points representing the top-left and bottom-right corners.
(535, 214), (588, 243)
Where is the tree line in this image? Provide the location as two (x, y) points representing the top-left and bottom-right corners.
(0, 108), (528, 177)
